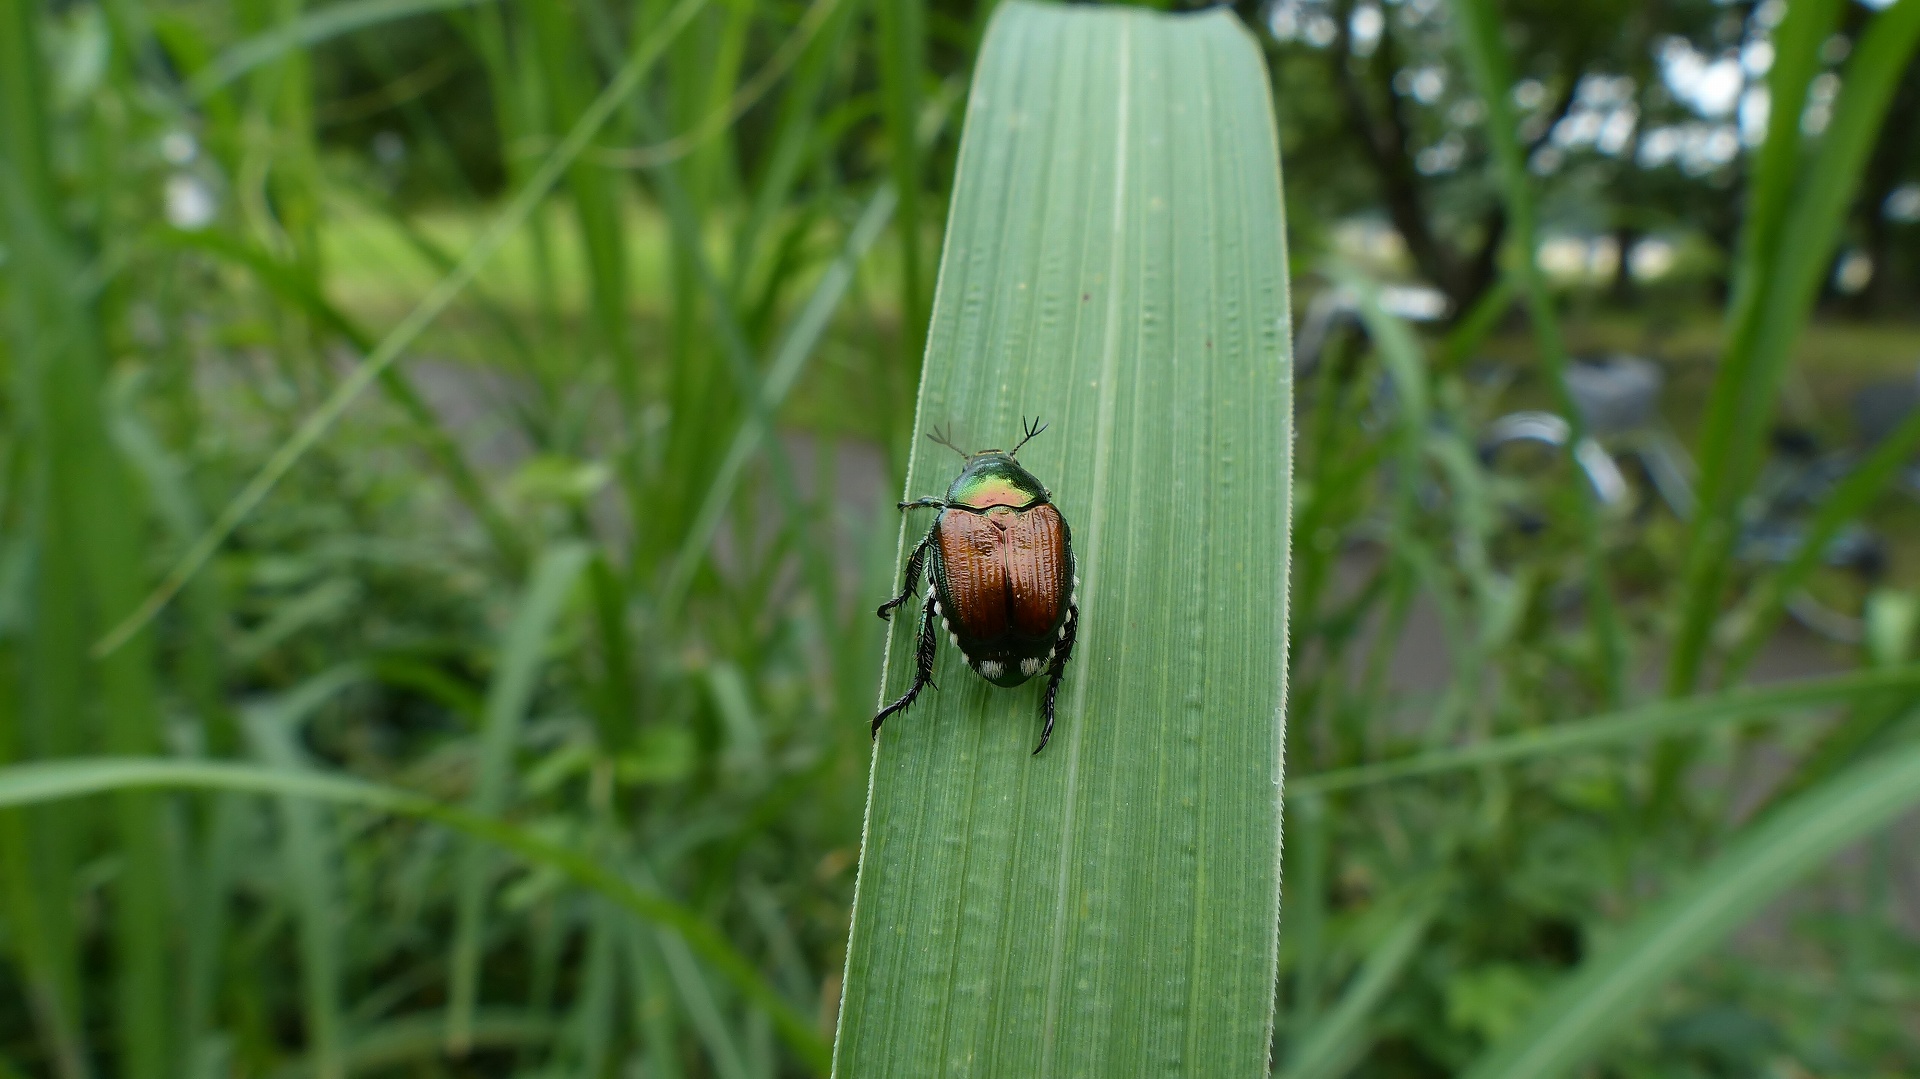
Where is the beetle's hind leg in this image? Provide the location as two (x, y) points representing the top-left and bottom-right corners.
(873, 592), (940, 741)
(1033, 600), (1079, 755)
(877, 527), (938, 620)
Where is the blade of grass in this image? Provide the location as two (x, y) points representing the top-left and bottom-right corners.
(447, 543), (590, 1053)
(1464, 734), (1920, 1079)
(626, 97), (834, 623)
(157, 226), (528, 570)
(1712, 0), (1920, 686)
(242, 668), (371, 1079)
(834, 6), (1293, 1074)
(93, 0), (711, 657)
(5, 640), (92, 1079)
(1724, 404), (1920, 679)
(0, 267), (88, 1078)
(1337, 267), (1427, 451)
(525, 0), (639, 445)
(625, 917), (683, 1079)
(1749, 597), (1920, 813)
(875, 0), (928, 461)
(181, 793), (247, 1078)
(599, 0), (845, 170)
(0, 812), (90, 1079)
(189, 0), (496, 96)
(1278, 889), (1443, 1079)
(728, 0), (861, 304)
(1283, 328), (1353, 678)
(1434, 274), (1514, 374)
(1666, 0), (1846, 695)
(656, 919), (753, 1079)
(274, 1010), (554, 1079)
(0, 602), (90, 1079)
(1290, 664), (1920, 795)
(0, 758), (832, 1075)
(1285, 318), (1389, 716)
(235, 0), (325, 281)
(659, 184), (896, 612)
(1282, 794), (1330, 1025)
(1657, 0), (1920, 798)
(565, 903), (623, 1078)
(328, 171), (548, 402)
(1, 8), (172, 1072)
(1450, 0), (1623, 703)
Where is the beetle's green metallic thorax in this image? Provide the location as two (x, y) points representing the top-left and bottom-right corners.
(943, 452), (1050, 510)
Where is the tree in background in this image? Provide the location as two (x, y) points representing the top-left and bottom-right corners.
(1242, 0), (1920, 321)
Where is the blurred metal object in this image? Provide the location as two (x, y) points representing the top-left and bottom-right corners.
(1564, 354), (1662, 435)
(1483, 358), (1694, 521)
(1295, 293), (1887, 645)
(1481, 356), (1885, 644)
(1292, 283), (1450, 378)
(1480, 411), (1631, 509)
(1847, 365), (1920, 498)
(1849, 366), (1920, 446)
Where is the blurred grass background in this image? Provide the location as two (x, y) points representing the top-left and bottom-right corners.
(1, 0), (1919, 1075)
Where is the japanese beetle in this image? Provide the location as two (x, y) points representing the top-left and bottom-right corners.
(873, 417), (1079, 754)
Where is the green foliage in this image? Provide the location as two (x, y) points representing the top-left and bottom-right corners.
(0, 757), (831, 1070)
(1465, 736), (1920, 1079)
(1273, 1), (1920, 1071)
(1, 0), (926, 1071)
(4, 0), (1920, 1076)
(1670, 0), (1920, 699)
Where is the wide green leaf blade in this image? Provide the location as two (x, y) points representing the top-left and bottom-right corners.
(835, 4), (1293, 1076)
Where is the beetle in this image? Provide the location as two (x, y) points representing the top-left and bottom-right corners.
(873, 417), (1079, 754)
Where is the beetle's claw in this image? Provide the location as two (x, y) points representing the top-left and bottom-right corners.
(877, 586), (920, 621)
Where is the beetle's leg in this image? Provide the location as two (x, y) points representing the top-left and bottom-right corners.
(898, 496), (949, 511)
(877, 526), (938, 620)
(873, 592), (940, 741)
(1033, 600), (1079, 755)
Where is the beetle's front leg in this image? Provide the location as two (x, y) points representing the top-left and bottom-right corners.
(877, 526), (938, 620)
(873, 592), (940, 741)
(1033, 600), (1079, 755)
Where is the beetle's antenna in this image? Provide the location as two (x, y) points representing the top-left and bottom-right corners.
(925, 426), (969, 459)
(1009, 416), (1048, 457)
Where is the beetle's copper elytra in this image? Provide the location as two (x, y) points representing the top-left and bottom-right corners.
(873, 418), (1079, 754)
